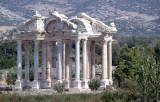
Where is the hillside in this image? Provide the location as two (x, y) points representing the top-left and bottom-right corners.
(0, 0), (160, 35)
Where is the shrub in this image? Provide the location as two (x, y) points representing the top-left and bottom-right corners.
(7, 67), (34, 85)
(6, 67), (17, 85)
(89, 79), (101, 91)
(54, 82), (65, 94)
(29, 67), (34, 81)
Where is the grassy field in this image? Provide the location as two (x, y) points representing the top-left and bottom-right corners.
(0, 89), (140, 102)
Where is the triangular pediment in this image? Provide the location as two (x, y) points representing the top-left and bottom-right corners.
(77, 13), (117, 34)
(18, 11), (45, 33)
(45, 11), (77, 33)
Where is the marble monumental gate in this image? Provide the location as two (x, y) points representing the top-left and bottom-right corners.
(15, 11), (117, 90)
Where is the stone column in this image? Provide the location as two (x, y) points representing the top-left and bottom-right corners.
(69, 42), (72, 81)
(52, 42), (57, 79)
(62, 41), (65, 80)
(82, 39), (89, 89)
(24, 41), (30, 88)
(46, 42), (52, 88)
(86, 41), (91, 80)
(52, 42), (57, 68)
(57, 39), (62, 83)
(73, 38), (81, 89)
(64, 40), (71, 88)
(32, 40), (39, 89)
(15, 40), (22, 90)
(108, 40), (113, 85)
(91, 41), (95, 79)
(41, 41), (47, 88)
(101, 39), (109, 88)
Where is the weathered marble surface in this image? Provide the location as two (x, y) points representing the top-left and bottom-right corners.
(15, 11), (117, 90)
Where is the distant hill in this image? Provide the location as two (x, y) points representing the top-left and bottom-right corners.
(0, 0), (160, 35)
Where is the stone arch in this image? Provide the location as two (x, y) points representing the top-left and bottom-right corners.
(70, 18), (93, 34)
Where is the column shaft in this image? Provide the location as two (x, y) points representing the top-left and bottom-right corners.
(69, 42), (72, 81)
(24, 41), (30, 88)
(73, 39), (81, 88)
(64, 40), (71, 88)
(86, 41), (91, 79)
(52, 42), (57, 79)
(32, 40), (39, 89)
(15, 40), (22, 89)
(101, 40), (109, 88)
(57, 39), (62, 83)
(52, 42), (57, 68)
(108, 40), (113, 85)
(41, 41), (47, 88)
(82, 39), (89, 89)
(47, 42), (52, 87)
(91, 41), (95, 79)
(65, 41), (70, 80)
(62, 41), (65, 80)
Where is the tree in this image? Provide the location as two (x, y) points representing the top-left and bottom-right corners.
(0, 41), (17, 69)
(112, 43), (121, 65)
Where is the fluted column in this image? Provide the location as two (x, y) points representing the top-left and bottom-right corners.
(32, 40), (39, 89)
(24, 41), (30, 88)
(108, 40), (113, 85)
(62, 41), (65, 80)
(73, 38), (81, 89)
(52, 42), (57, 79)
(82, 39), (89, 89)
(46, 42), (52, 88)
(101, 39), (109, 88)
(41, 41), (47, 88)
(91, 41), (95, 79)
(64, 40), (71, 88)
(15, 40), (22, 90)
(69, 42), (72, 81)
(86, 41), (91, 80)
(57, 39), (62, 83)
(52, 42), (57, 68)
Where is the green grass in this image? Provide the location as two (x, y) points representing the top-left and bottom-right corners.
(0, 93), (98, 102)
(0, 90), (140, 102)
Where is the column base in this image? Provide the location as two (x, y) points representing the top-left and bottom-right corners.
(46, 79), (52, 88)
(109, 79), (113, 85)
(82, 80), (89, 89)
(64, 80), (70, 89)
(15, 80), (22, 90)
(73, 80), (81, 89)
(32, 80), (39, 89)
(101, 79), (109, 88)
(56, 80), (62, 84)
(23, 80), (30, 89)
(41, 80), (47, 89)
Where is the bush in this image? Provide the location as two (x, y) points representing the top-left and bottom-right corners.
(6, 67), (17, 85)
(101, 89), (140, 102)
(54, 82), (65, 94)
(7, 67), (34, 85)
(89, 79), (101, 91)
(29, 67), (34, 81)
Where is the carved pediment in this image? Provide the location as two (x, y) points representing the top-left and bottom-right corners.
(45, 11), (77, 33)
(18, 11), (45, 33)
(70, 18), (93, 34)
(77, 13), (117, 34)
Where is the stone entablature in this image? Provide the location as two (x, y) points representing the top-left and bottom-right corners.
(15, 11), (117, 91)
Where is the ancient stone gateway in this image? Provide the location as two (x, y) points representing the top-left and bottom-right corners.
(15, 11), (117, 91)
